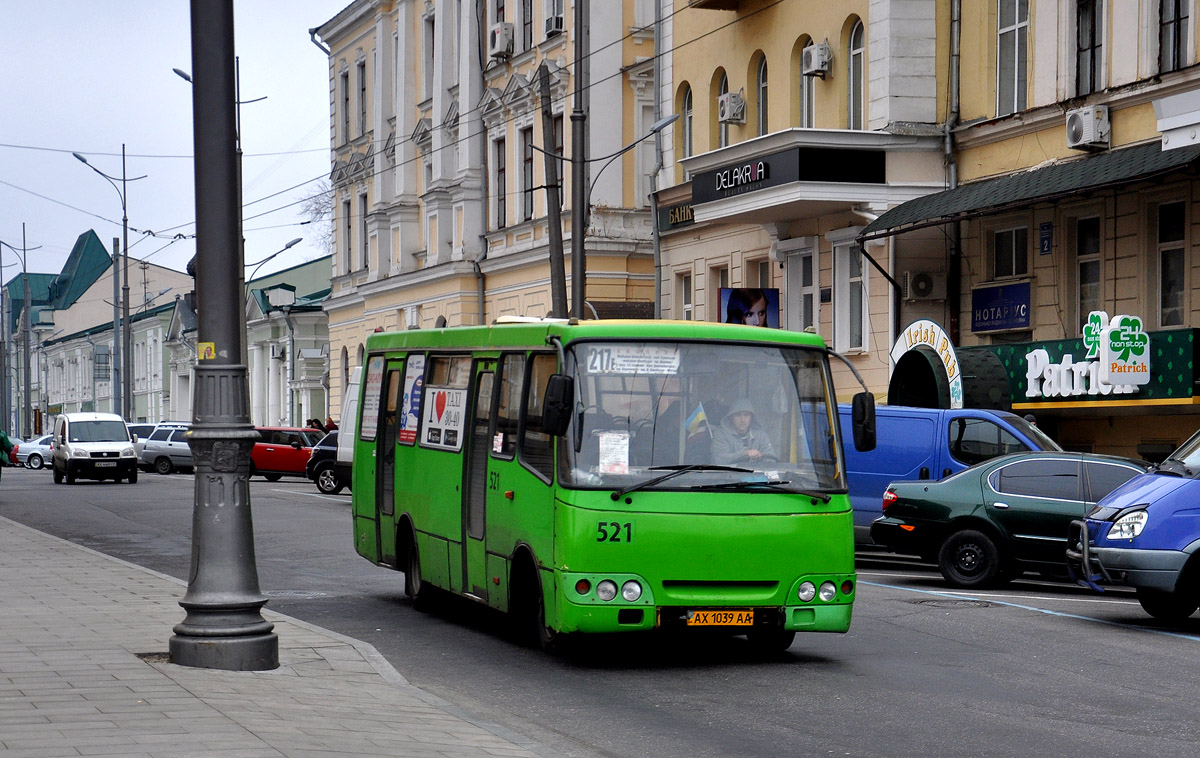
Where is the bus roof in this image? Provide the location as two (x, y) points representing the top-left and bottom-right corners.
(363, 319), (828, 353)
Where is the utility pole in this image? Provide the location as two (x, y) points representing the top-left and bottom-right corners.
(538, 65), (567, 318)
(171, 0), (277, 672)
(570, 0), (588, 318)
(22, 225), (32, 439)
(121, 145), (132, 418)
(112, 237), (122, 417)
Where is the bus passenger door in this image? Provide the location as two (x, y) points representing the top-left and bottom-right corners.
(375, 363), (404, 565)
(463, 361), (496, 601)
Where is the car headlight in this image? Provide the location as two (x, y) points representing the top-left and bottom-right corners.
(621, 580), (642, 602)
(122, 447), (136, 457)
(819, 581), (837, 602)
(71, 448), (90, 458)
(596, 580), (618, 601)
(1108, 510), (1148, 540)
(797, 581), (816, 602)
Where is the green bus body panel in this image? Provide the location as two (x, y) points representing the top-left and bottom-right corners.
(351, 320), (851, 637)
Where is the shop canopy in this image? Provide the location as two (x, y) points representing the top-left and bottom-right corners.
(858, 140), (1200, 241)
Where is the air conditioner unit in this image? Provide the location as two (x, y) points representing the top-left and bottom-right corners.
(488, 22), (514, 60)
(903, 271), (947, 301)
(717, 91), (746, 124)
(545, 15), (565, 37)
(801, 41), (832, 78)
(1065, 105), (1110, 151)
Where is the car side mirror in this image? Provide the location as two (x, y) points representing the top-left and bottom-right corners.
(542, 374), (574, 437)
(291, 441), (303, 449)
(131, 434), (138, 443)
(851, 391), (876, 452)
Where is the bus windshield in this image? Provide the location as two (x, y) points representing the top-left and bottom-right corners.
(563, 340), (844, 492)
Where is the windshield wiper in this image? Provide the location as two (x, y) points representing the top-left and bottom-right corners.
(691, 479), (832, 502)
(1155, 458), (1194, 477)
(610, 464), (753, 500)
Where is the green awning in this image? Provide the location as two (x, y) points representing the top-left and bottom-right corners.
(859, 141), (1200, 241)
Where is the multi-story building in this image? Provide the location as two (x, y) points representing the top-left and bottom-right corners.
(314, 0), (663, 419)
(858, 0), (1200, 460)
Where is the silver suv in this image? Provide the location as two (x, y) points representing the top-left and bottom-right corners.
(139, 422), (192, 475)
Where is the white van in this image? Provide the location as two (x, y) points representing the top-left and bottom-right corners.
(334, 369), (360, 488)
(51, 412), (139, 484)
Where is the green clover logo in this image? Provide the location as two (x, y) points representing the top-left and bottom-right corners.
(1108, 315), (1148, 363)
(1083, 311), (1107, 359)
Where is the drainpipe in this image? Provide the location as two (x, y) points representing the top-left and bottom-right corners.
(850, 209), (902, 348)
(946, 0), (962, 344)
(283, 305), (296, 427)
(651, 0), (664, 318)
(473, 259), (486, 324)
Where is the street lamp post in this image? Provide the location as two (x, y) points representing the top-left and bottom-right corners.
(245, 237), (303, 282)
(0, 226), (43, 438)
(73, 148), (146, 418)
(171, 0), (277, 672)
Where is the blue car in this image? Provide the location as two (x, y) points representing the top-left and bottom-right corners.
(1068, 430), (1200, 620)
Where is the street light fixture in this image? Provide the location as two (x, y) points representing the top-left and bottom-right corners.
(245, 237), (304, 282)
(0, 225), (43, 438)
(73, 147), (146, 419)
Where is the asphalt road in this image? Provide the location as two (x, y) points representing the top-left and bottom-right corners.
(7, 465), (1200, 758)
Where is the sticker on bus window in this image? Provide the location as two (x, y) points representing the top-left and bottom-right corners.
(598, 432), (630, 474)
(398, 354), (425, 445)
(360, 355), (385, 442)
(585, 345), (681, 375)
(421, 387), (468, 452)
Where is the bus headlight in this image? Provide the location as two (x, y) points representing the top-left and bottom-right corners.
(818, 581), (837, 602)
(1109, 511), (1148, 540)
(621, 580), (642, 602)
(797, 581), (816, 602)
(596, 580), (618, 601)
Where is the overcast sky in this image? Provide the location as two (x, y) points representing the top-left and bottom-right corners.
(0, 0), (348, 290)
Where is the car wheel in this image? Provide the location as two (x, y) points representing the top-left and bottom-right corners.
(66, 465), (76, 485)
(1136, 588), (1199, 620)
(53, 462), (63, 484)
(315, 464), (343, 495)
(938, 529), (1001, 589)
(128, 468), (138, 484)
(27, 453), (43, 470)
(264, 473), (283, 482)
(154, 457), (174, 475)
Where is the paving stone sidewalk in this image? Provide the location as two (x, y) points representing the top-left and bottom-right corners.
(0, 515), (543, 758)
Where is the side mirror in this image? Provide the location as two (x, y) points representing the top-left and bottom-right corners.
(131, 434), (138, 444)
(851, 391), (876, 452)
(541, 374), (574, 437)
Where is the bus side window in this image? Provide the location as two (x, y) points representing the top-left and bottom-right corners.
(494, 354), (524, 459)
(520, 354), (556, 480)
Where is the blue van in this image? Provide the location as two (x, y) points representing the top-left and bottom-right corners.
(1067, 428), (1200, 620)
(838, 404), (1060, 540)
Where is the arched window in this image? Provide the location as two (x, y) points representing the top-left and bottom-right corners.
(341, 346), (350, 392)
(756, 57), (769, 136)
(800, 41), (815, 128)
(848, 20), (865, 129)
(681, 87), (693, 159)
(718, 73), (730, 147)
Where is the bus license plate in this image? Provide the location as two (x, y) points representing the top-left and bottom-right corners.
(96, 461), (116, 467)
(686, 610), (753, 627)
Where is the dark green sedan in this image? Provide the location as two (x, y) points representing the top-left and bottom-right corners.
(870, 452), (1147, 588)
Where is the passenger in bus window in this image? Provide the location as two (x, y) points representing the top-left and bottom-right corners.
(711, 398), (776, 466)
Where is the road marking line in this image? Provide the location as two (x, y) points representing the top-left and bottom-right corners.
(861, 580), (1200, 642)
(856, 571), (1139, 605)
(269, 488), (343, 501)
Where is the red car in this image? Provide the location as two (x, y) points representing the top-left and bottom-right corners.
(251, 427), (324, 480)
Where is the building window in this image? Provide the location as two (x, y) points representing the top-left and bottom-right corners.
(424, 16), (436, 101)
(342, 199), (353, 272)
(681, 86), (693, 180)
(520, 127), (534, 221)
(998, 0), (1029, 116)
(357, 61), (367, 136)
(834, 244), (867, 352)
(1158, 201), (1186, 326)
(848, 21), (865, 129)
(495, 138), (507, 229)
(711, 266), (729, 320)
(993, 227), (1029, 279)
(788, 251), (818, 332)
(340, 70), (350, 143)
(1161, 0), (1190, 73)
(545, 0), (564, 36)
(495, 0), (505, 23)
(1076, 217), (1101, 326)
(359, 192), (369, 271)
(553, 114), (564, 207)
(718, 73), (729, 148)
(756, 57), (768, 136)
(800, 42), (815, 128)
(680, 274), (693, 320)
(521, 0), (533, 49)
(1076, 0), (1102, 96)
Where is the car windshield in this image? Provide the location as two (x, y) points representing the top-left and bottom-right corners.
(1164, 429), (1200, 474)
(561, 340), (844, 492)
(1005, 414), (1063, 451)
(68, 420), (130, 443)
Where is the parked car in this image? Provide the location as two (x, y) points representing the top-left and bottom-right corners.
(1068, 429), (1200, 620)
(251, 427), (324, 480)
(127, 423), (156, 441)
(50, 412), (139, 484)
(839, 403), (1061, 540)
(139, 422), (192, 474)
(871, 451), (1147, 588)
(306, 431), (347, 494)
(16, 434), (53, 469)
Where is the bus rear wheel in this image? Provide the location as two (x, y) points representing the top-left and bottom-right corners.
(403, 530), (431, 607)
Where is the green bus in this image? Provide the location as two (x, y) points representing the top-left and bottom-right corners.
(351, 318), (875, 651)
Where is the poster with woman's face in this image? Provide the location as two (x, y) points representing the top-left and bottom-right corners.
(719, 288), (780, 328)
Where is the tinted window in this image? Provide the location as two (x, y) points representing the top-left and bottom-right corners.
(995, 459), (1080, 500)
(299, 430), (323, 447)
(315, 432), (338, 449)
(150, 429), (172, 441)
(169, 430), (190, 443)
(1085, 462), (1141, 502)
(949, 418), (1028, 466)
